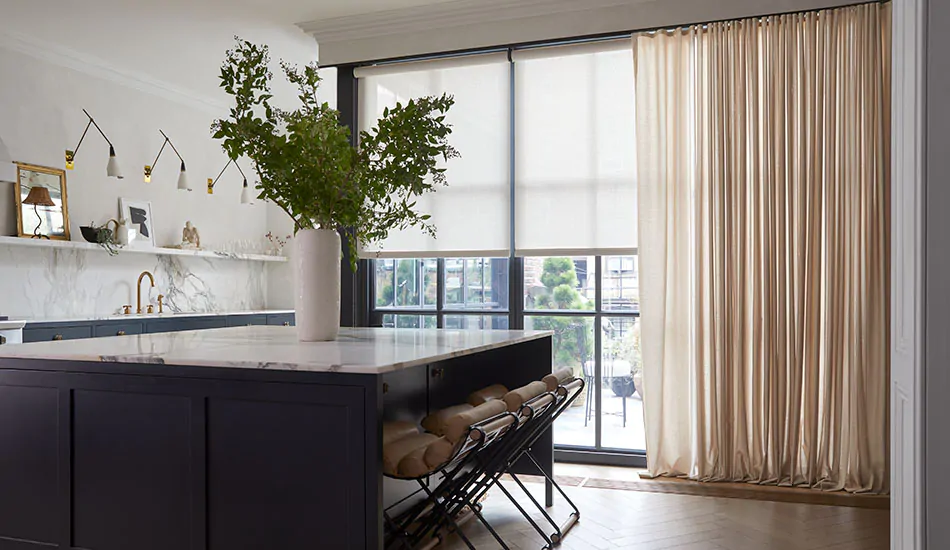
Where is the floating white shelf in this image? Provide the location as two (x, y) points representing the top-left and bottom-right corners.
(0, 235), (288, 263)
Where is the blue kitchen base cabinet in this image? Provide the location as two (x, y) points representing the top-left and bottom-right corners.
(23, 313), (295, 343)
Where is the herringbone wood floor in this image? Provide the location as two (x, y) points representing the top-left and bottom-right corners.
(440, 467), (889, 550)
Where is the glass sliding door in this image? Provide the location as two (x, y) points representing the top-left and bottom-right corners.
(523, 255), (644, 454)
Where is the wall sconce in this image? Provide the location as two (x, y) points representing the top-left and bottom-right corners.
(144, 130), (190, 191)
(209, 158), (252, 204)
(65, 109), (123, 179)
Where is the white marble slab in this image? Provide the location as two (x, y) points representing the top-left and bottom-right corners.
(0, 240), (268, 319)
(0, 320), (26, 330)
(0, 326), (552, 375)
(0, 236), (287, 263)
(20, 309), (294, 324)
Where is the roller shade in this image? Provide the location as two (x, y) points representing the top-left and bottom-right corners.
(357, 53), (511, 258)
(513, 39), (638, 256)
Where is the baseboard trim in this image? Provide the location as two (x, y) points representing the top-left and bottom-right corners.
(554, 448), (647, 468)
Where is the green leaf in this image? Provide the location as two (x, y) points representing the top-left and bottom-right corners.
(212, 39), (456, 259)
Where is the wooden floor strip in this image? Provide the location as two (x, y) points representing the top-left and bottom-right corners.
(440, 480), (890, 550)
(507, 474), (888, 509)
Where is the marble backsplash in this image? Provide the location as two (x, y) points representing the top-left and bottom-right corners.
(0, 242), (266, 320)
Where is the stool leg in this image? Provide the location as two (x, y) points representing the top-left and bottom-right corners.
(418, 481), (479, 550)
(584, 377), (593, 427)
(623, 395), (627, 428)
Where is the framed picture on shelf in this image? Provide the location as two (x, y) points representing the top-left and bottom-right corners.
(119, 198), (155, 248)
(14, 163), (70, 240)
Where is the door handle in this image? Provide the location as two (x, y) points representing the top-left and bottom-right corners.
(53, 334), (63, 341)
(117, 330), (126, 336)
(0, 335), (6, 345)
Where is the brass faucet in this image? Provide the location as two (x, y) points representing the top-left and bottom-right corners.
(136, 271), (155, 314)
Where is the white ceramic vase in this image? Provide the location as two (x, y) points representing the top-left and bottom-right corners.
(293, 228), (341, 342)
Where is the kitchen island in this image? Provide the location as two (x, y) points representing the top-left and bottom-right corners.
(0, 326), (553, 550)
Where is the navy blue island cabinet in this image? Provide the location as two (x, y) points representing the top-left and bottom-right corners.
(0, 326), (553, 550)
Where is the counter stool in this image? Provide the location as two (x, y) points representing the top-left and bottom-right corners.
(463, 370), (584, 550)
(382, 400), (517, 550)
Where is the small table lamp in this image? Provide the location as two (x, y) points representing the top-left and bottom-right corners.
(22, 186), (55, 239)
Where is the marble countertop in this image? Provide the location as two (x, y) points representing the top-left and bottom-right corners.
(0, 321), (26, 330)
(18, 310), (294, 325)
(0, 326), (552, 375)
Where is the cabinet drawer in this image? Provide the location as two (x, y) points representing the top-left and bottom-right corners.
(146, 317), (228, 334)
(227, 315), (268, 327)
(266, 313), (295, 327)
(94, 322), (145, 338)
(23, 325), (93, 343)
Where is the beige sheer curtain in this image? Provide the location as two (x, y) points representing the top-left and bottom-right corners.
(634, 2), (890, 494)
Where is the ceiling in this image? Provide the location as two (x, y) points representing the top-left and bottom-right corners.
(235, 0), (466, 24)
(61, 0), (467, 25)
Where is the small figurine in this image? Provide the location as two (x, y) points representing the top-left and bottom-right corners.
(181, 221), (201, 249)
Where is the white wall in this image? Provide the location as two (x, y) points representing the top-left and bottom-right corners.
(0, 45), (264, 248)
(0, 0), (319, 318)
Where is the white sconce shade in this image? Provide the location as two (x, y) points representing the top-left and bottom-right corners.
(240, 179), (251, 204)
(177, 162), (190, 191)
(106, 146), (123, 179)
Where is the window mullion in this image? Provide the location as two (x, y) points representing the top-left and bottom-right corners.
(437, 258), (446, 328)
(594, 256), (603, 450)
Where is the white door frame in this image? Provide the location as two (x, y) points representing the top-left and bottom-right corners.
(891, 0), (926, 548)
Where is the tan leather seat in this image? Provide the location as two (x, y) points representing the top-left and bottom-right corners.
(423, 437), (456, 470)
(421, 403), (474, 436)
(468, 384), (509, 406)
(503, 381), (549, 413)
(384, 421), (421, 446)
(397, 444), (438, 478)
(383, 432), (441, 477)
(543, 367), (575, 392)
(385, 397), (513, 478)
(443, 400), (508, 444)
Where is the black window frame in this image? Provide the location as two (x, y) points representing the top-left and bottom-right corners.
(338, 52), (646, 467)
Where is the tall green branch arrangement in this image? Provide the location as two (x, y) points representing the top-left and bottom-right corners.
(211, 38), (459, 269)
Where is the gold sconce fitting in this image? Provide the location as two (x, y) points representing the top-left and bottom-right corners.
(207, 178), (214, 195)
(143, 165), (153, 183)
(65, 150), (76, 170)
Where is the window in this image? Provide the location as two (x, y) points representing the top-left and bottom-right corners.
(523, 256), (641, 452)
(356, 54), (511, 258)
(513, 41), (637, 256)
(445, 257), (509, 311)
(361, 41), (643, 460)
(373, 258), (510, 330)
(374, 259), (437, 310)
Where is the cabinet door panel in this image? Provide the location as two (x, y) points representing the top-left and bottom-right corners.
(23, 325), (93, 342)
(146, 317), (228, 334)
(266, 313), (295, 326)
(226, 315), (267, 327)
(94, 322), (144, 338)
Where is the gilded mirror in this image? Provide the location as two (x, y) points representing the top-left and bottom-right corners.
(14, 162), (70, 240)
